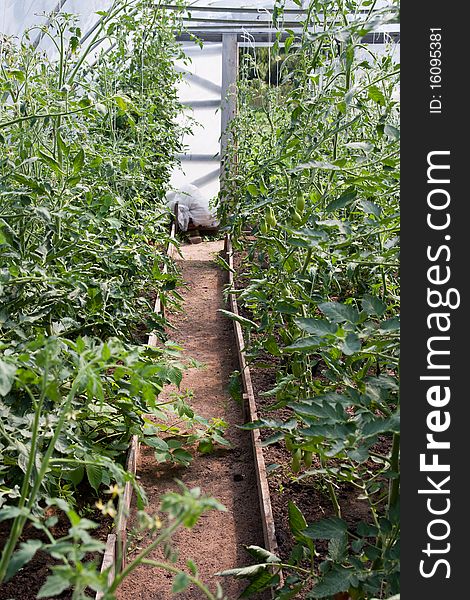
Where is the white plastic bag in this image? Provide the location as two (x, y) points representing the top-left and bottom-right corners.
(166, 184), (218, 231)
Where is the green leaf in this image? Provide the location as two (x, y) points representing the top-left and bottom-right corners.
(359, 199), (382, 217)
(307, 565), (354, 598)
(95, 103), (107, 116)
(172, 448), (193, 466)
(304, 517), (347, 540)
(284, 336), (319, 352)
(218, 309), (257, 329)
(347, 445), (370, 462)
(172, 571), (190, 593)
(288, 501), (308, 539)
(295, 318), (337, 336)
(5, 540), (43, 582)
(66, 175), (81, 187)
(112, 93), (137, 113)
(228, 370), (243, 403)
(86, 463), (103, 493)
(368, 84), (386, 105)
(38, 150), (63, 175)
(217, 564), (266, 578)
(198, 440), (214, 454)
(326, 190), (357, 212)
(0, 358), (16, 396)
(261, 432), (284, 447)
(362, 412), (400, 437)
(240, 569), (278, 597)
(37, 574), (71, 598)
(0, 506), (28, 522)
(245, 545), (281, 564)
(72, 148), (85, 175)
(7, 69), (25, 82)
(274, 301), (298, 315)
(318, 302), (359, 324)
(70, 36), (79, 53)
(35, 206), (51, 222)
(344, 141), (373, 153)
(380, 316), (400, 331)
(186, 559), (198, 576)
(12, 174), (46, 192)
(63, 464), (84, 486)
(362, 294), (386, 316)
(165, 365), (183, 388)
(342, 332), (361, 355)
(328, 534), (348, 561)
(145, 437), (169, 451)
(292, 401), (338, 420)
(384, 124), (400, 140)
(296, 160), (341, 172)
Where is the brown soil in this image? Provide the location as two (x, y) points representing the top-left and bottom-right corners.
(117, 241), (267, 600)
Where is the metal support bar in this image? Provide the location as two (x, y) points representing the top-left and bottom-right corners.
(190, 168), (220, 188)
(175, 66), (222, 94)
(160, 4), (307, 14)
(176, 153), (220, 161)
(181, 99), (220, 108)
(182, 17), (304, 26)
(176, 31), (399, 44)
(180, 43), (222, 55)
(220, 33), (238, 183)
(32, 0), (69, 48)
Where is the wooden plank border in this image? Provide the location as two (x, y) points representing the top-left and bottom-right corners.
(95, 534), (116, 600)
(115, 434), (139, 572)
(224, 235), (279, 559)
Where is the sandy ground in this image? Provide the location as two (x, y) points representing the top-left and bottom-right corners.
(117, 241), (266, 600)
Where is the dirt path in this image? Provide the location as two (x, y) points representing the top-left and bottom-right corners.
(117, 240), (266, 599)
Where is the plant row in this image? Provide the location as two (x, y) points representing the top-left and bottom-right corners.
(0, 2), (227, 597)
(218, 1), (400, 598)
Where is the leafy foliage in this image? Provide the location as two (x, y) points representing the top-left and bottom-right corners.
(219, 0), (400, 598)
(0, 1), (229, 596)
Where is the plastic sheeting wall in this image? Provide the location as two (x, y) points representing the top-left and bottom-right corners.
(0, 1), (113, 50)
(171, 42), (223, 202)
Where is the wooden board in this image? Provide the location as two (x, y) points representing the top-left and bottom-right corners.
(95, 534), (117, 600)
(225, 236), (279, 559)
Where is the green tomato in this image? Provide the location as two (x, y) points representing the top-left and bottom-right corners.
(292, 361), (303, 377)
(303, 450), (313, 468)
(266, 207), (277, 227)
(296, 194), (305, 214)
(291, 448), (302, 473)
(285, 435), (295, 451)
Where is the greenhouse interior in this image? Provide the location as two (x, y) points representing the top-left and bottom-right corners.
(0, 1), (400, 599)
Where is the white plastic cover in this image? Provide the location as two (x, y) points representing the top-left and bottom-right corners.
(167, 184), (218, 231)
(1, 1), (113, 51)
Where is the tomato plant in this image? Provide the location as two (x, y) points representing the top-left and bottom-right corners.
(218, 1), (400, 598)
(0, 2), (227, 595)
